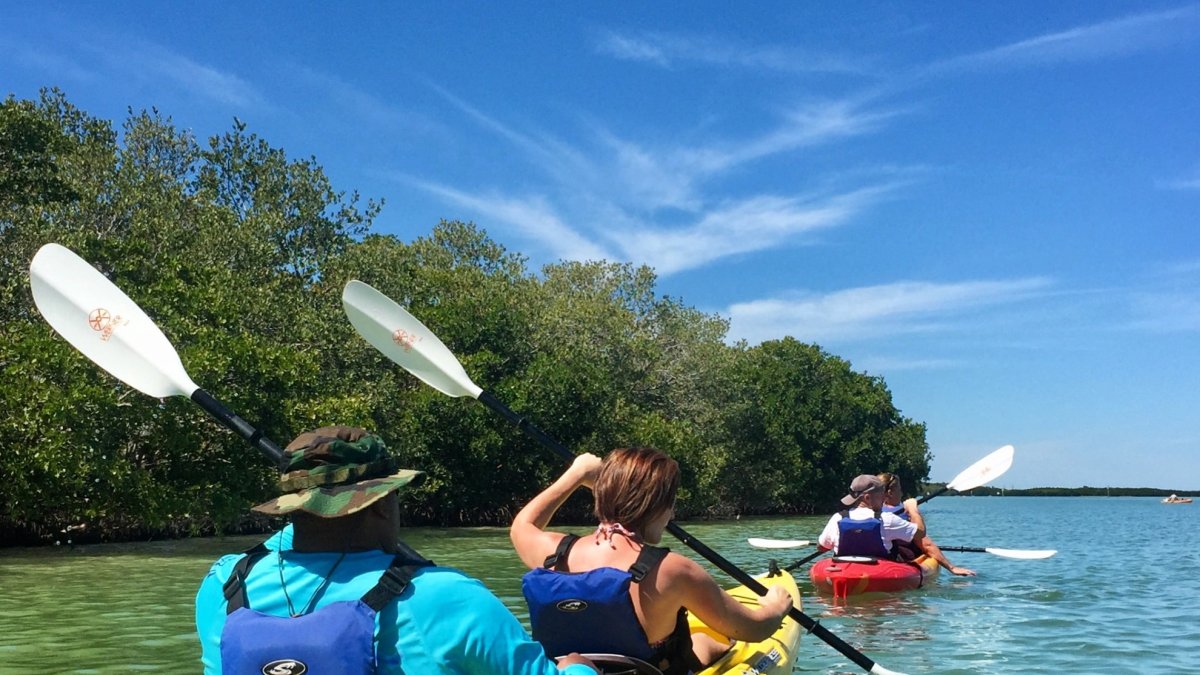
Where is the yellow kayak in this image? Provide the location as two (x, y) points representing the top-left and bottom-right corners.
(692, 569), (803, 675)
(573, 569), (802, 674)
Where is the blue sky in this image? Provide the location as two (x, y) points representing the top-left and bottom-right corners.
(4, 2), (1198, 489)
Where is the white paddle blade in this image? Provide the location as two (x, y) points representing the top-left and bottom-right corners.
(987, 547), (1057, 560)
(747, 538), (811, 549)
(945, 444), (1014, 492)
(341, 280), (483, 399)
(29, 243), (199, 399)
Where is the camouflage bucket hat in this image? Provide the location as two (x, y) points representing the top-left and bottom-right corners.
(252, 425), (424, 518)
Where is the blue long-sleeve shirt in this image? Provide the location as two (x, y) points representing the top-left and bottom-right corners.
(196, 529), (590, 674)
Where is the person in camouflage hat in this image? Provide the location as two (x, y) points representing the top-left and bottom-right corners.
(195, 425), (597, 675)
(252, 425), (424, 518)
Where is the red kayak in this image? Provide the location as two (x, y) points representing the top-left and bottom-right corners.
(810, 555), (939, 600)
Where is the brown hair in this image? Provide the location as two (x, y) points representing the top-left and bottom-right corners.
(877, 472), (901, 493)
(593, 447), (681, 535)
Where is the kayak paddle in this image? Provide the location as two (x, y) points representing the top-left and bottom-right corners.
(342, 279), (906, 675)
(939, 546), (1057, 560)
(747, 538), (811, 549)
(782, 443), (1015, 573)
(915, 444), (1014, 505)
(783, 547), (832, 572)
(28, 243), (286, 467)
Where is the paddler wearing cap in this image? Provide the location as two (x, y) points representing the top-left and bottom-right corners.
(815, 474), (976, 576)
(194, 426), (598, 674)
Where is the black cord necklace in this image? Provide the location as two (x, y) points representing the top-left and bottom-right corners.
(278, 549), (349, 618)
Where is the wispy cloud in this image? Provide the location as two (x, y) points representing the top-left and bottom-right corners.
(1162, 259), (1200, 275)
(407, 179), (612, 263)
(726, 277), (1054, 345)
(1156, 164), (1200, 190)
(416, 84), (905, 274)
(2, 37), (96, 83)
(1126, 291), (1200, 332)
(585, 97), (904, 212)
(931, 6), (1200, 73)
(293, 68), (446, 137)
(594, 29), (875, 76)
(136, 46), (265, 108)
(1117, 260), (1200, 332)
(852, 355), (962, 374)
(6, 29), (266, 109)
(611, 185), (896, 275)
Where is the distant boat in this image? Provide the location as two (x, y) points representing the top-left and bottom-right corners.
(1162, 495), (1193, 504)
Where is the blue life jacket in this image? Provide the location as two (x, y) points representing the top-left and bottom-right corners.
(880, 505), (921, 560)
(836, 512), (890, 558)
(219, 543), (432, 675)
(522, 534), (696, 675)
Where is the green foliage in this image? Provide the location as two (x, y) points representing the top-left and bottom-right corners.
(0, 90), (930, 544)
(703, 338), (930, 515)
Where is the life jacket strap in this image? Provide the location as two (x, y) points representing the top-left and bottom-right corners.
(361, 554), (434, 611)
(628, 545), (669, 583)
(221, 542), (435, 615)
(544, 533), (582, 570)
(223, 543), (271, 614)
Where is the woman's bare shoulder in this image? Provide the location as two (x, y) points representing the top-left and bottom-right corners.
(659, 550), (717, 588)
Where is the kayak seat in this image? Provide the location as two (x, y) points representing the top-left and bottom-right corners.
(559, 653), (663, 675)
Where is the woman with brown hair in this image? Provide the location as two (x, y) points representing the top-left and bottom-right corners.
(877, 471), (975, 576)
(511, 448), (793, 675)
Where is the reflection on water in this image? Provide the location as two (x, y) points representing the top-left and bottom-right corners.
(1, 499), (1198, 673)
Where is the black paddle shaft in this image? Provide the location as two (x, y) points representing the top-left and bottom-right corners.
(191, 389), (286, 469)
(915, 485), (951, 505)
(477, 390), (881, 673)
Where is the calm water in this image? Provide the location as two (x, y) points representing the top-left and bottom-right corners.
(1, 497), (1197, 673)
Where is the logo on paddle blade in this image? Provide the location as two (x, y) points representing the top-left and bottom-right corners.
(262, 660), (307, 675)
(392, 328), (422, 352)
(556, 599), (588, 612)
(88, 308), (127, 342)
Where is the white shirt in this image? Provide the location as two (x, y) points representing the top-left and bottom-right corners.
(818, 506), (919, 554)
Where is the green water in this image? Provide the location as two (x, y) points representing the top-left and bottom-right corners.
(1, 498), (1197, 673)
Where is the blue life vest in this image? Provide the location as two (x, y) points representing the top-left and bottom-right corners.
(882, 503), (910, 520)
(219, 544), (432, 675)
(880, 504), (921, 560)
(836, 512), (890, 558)
(522, 534), (695, 675)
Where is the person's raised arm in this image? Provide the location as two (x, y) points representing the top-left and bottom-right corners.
(670, 555), (793, 643)
(510, 453), (603, 569)
(901, 497), (927, 532)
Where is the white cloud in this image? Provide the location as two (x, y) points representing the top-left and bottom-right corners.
(853, 355), (962, 374)
(594, 32), (671, 68)
(727, 277), (1054, 345)
(418, 84), (906, 275)
(11, 30), (268, 109)
(612, 185), (893, 275)
(141, 49), (264, 108)
(409, 180), (612, 263)
(594, 29), (873, 76)
(933, 6), (1200, 72)
(293, 68), (444, 135)
(1114, 261), (1200, 332)
(1126, 292), (1200, 332)
(3, 38), (96, 83)
(1163, 259), (1200, 275)
(1156, 165), (1200, 190)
